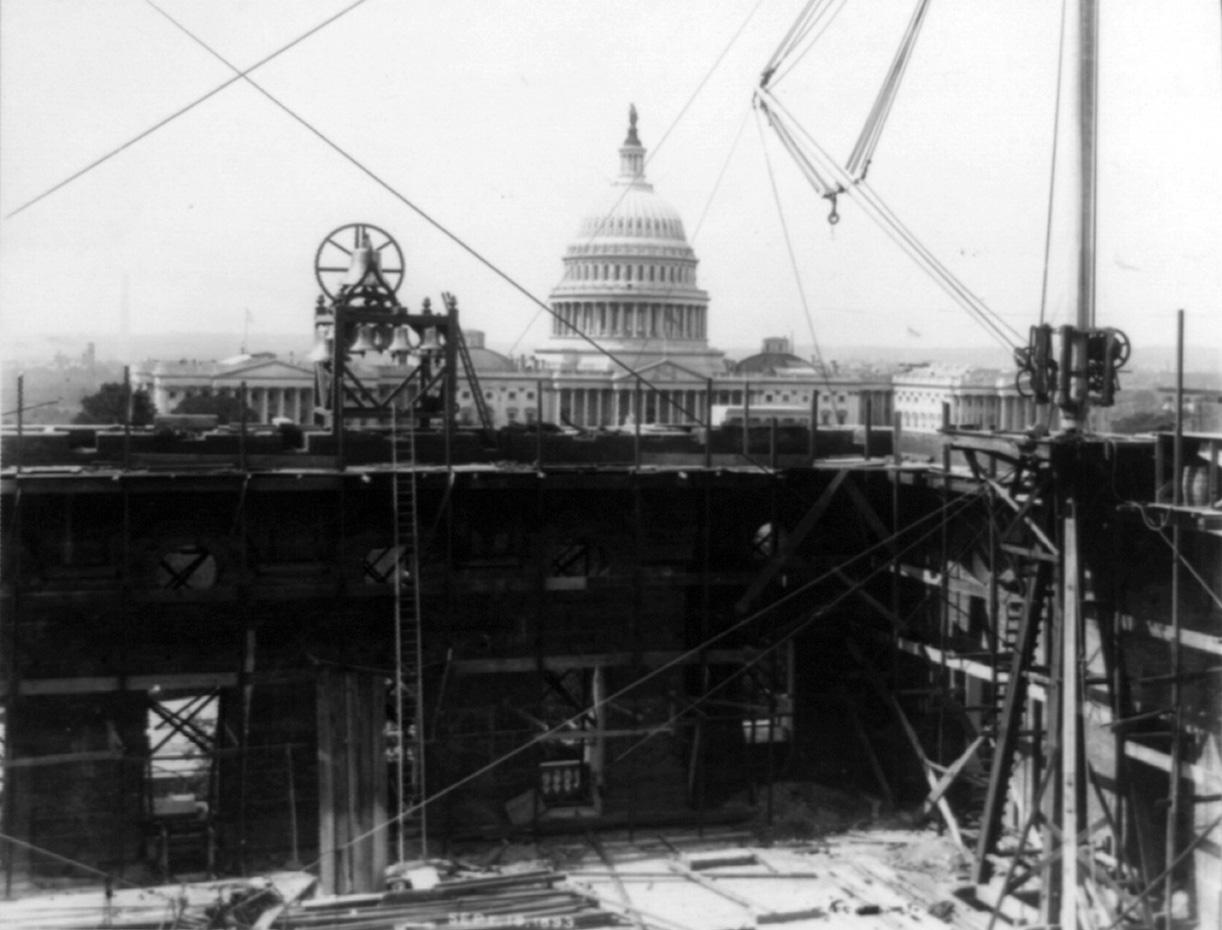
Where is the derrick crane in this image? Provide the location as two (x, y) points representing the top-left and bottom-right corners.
(309, 222), (495, 445)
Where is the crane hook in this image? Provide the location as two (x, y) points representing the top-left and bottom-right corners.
(822, 188), (843, 226)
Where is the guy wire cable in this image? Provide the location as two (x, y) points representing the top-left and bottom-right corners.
(758, 91), (1021, 350)
(754, 107), (843, 421)
(2, 0), (371, 221)
(143, 0), (705, 437)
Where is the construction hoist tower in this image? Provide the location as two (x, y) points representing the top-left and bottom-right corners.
(308, 222), (491, 858)
(309, 222), (493, 444)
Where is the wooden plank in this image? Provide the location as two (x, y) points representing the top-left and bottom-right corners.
(1119, 614), (1222, 657)
(1059, 514), (1081, 930)
(840, 476), (895, 549)
(919, 735), (985, 819)
(316, 670), (337, 896)
(982, 474), (1060, 554)
(833, 567), (904, 630)
(681, 851), (758, 871)
(1000, 543), (1058, 563)
(0, 750), (123, 769)
(17, 671), (238, 696)
(734, 469), (848, 613)
(370, 673), (389, 884)
(972, 558), (1051, 882)
(344, 670), (362, 894)
(451, 648), (761, 675)
(898, 563), (990, 598)
(667, 862), (759, 911)
(845, 639), (970, 860)
(1124, 742), (1222, 793)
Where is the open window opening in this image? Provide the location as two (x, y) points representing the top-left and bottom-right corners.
(145, 689), (219, 879)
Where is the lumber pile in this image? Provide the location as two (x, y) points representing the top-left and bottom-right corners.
(280, 869), (630, 929)
(0, 869), (629, 930)
(0, 871), (316, 929)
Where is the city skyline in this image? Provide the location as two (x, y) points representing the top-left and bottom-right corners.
(2, 1), (1220, 368)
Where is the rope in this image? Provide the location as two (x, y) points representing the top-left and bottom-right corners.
(757, 91), (1023, 350)
(141, 1), (758, 446)
(1157, 525), (1222, 612)
(2, 0), (370, 221)
(846, 0), (933, 178)
(690, 103), (753, 246)
(309, 481), (988, 867)
(1038, 0), (1070, 327)
(763, 0), (851, 90)
(142, 1), (696, 433)
(754, 109), (840, 419)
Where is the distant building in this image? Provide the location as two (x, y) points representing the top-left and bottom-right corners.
(893, 364), (1035, 432)
(134, 353), (315, 424)
(1155, 377), (1222, 433)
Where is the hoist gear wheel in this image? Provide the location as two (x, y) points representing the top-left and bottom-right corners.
(314, 223), (405, 299)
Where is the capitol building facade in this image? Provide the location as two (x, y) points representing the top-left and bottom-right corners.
(136, 108), (1036, 436)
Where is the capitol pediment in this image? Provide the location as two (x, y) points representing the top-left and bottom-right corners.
(215, 358), (313, 381)
(615, 359), (706, 383)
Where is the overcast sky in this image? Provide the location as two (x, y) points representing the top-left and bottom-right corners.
(2, 0), (1220, 366)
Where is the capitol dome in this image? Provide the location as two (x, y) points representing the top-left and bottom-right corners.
(540, 106), (723, 378)
(575, 179), (688, 244)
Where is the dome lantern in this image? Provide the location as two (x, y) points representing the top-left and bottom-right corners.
(620, 104), (645, 181)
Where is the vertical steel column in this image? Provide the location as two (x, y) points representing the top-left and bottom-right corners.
(536, 379), (544, 467)
(444, 309), (457, 469)
(633, 381), (642, 468)
(1040, 476), (1067, 925)
(239, 382), (249, 471)
(809, 392), (819, 461)
(13, 375), (22, 475)
(123, 365), (132, 469)
(1060, 514), (1083, 930)
(2, 469), (22, 895)
(1165, 308), (1185, 923)
(742, 381), (750, 457)
(864, 398), (873, 458)
(332, 299), (346, 465)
